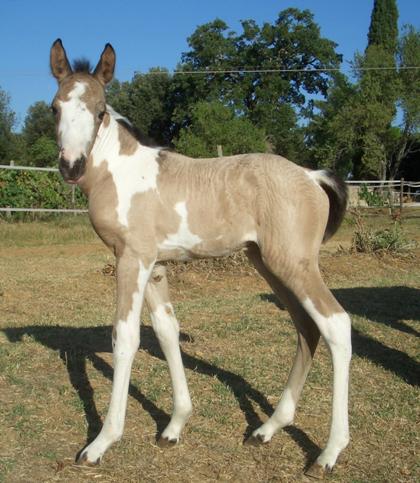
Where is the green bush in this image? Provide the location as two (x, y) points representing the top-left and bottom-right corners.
(351, 211), (414, 253)
(0, 169), (87, 211)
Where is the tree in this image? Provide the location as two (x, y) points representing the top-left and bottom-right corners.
(173, 100), (267, 158)
(171, 9), (342, 161)
(305, 73), (358, 176)
(352, 0), (400, 178)
(368, 0), (399, 53)
(389, 25), (420, 179)
(28, 135), (59, 167)
(23, 101), (56, 147)
(106, 69), (173, 145)
(0, 87), (16, 162)
(22, 101), (58, 166)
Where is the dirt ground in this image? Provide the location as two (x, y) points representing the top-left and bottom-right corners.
(0, 216), (419, 482)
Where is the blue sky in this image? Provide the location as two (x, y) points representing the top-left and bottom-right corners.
(1, 0), (418, 130)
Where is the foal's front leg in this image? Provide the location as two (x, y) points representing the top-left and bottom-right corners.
(77, 253), (154, 465)
(145, 265), (192, 445)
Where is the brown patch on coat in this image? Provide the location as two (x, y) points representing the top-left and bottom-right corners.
(117, 122), (138, 156)
(102, 112), (110, 128)
(145, 266), (171, 314)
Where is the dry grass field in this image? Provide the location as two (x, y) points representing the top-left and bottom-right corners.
(0, 211), (419, 482)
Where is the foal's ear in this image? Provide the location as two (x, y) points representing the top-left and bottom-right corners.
(50, 39), (73, 82)
(93, 43), (116, 85)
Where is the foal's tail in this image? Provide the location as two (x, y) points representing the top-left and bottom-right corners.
(309, 169), (348, 243)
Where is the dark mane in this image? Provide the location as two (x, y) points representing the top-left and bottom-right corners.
(72, 58), (92, 73)
(115, 118), (160, 149)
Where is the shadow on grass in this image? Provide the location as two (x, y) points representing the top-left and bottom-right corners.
(261, 285), (420, 387)
(1, 324), (320, 464)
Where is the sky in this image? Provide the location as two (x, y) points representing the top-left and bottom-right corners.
(1, 0), (419, 130)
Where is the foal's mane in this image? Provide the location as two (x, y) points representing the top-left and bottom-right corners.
(115, 118), (160, 149)
(72, 58), (92, 73)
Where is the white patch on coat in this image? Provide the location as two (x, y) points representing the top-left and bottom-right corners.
(302, 297), (351, 469)
(58, 82), (94, 166)
(305, 169), (336, 192)
(91, 112), (160, 227)
(158, 202), (202, 251)
(242, 231), (258, 243)
(149, 302), (192, 440)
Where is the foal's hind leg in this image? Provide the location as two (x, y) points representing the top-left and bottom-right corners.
(145, 265), (192, 445)
(246, 246), (320, 442)
(250, 246), (351, 474)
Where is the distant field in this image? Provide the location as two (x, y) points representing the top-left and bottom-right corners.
(0, 212), (419, 482)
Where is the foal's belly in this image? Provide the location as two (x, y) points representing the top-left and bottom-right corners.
(156, 230), (258, 262)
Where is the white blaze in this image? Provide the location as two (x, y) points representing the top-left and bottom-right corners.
(58, 82), (94, 166)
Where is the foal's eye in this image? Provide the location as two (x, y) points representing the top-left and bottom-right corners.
(98, 110), (106, 121)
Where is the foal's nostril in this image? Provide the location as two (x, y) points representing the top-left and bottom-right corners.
(59, 156), (86, 183)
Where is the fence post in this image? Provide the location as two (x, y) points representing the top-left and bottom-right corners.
(71, 185), (76, 216)
(7, 162), (15, 219)
(217, 145), (223, 157)
(400, 178), (404, 215)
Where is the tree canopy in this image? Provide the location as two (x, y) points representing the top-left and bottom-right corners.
(2, 5), (418, 180)
(173, 100), (267, 158)
(0, 87), (16, 162)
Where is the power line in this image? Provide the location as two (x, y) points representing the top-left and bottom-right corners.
(169, 66), (420, 75)
(0, 66), (419, 77)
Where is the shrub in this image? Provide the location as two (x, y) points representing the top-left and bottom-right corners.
(358, 184), (386, 207)
(351, 211), (414, 253)
(0, 169), (87, 213)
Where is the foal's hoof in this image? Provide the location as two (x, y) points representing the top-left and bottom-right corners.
(75, 450), (101, 467)
(305, 462), (330, 480)
(244, 434), (268, 446)
(157, 436), (178, 448)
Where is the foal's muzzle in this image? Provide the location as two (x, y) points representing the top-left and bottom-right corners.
(59, 155), (86, 184)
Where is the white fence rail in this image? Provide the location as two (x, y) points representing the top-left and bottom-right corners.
(1, 164), (419, 214)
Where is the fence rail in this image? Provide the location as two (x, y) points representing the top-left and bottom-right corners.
(1, 164), (419, 214)
(0, 164), (59, 173)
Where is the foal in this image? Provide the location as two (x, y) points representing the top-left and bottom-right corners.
(50, 39), (351, 477)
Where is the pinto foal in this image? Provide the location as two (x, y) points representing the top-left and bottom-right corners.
(50, 39), (351, 477)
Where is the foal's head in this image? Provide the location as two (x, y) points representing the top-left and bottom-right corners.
(50, 39), (115, 183)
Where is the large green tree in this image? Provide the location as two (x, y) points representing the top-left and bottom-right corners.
(353, 0), (399, 178)
(171, 9), (341, 161)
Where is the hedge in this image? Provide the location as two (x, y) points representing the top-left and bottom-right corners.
(0, 169), (87, 210)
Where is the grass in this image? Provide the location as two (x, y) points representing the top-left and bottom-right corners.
(0, 212), (419, 482)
